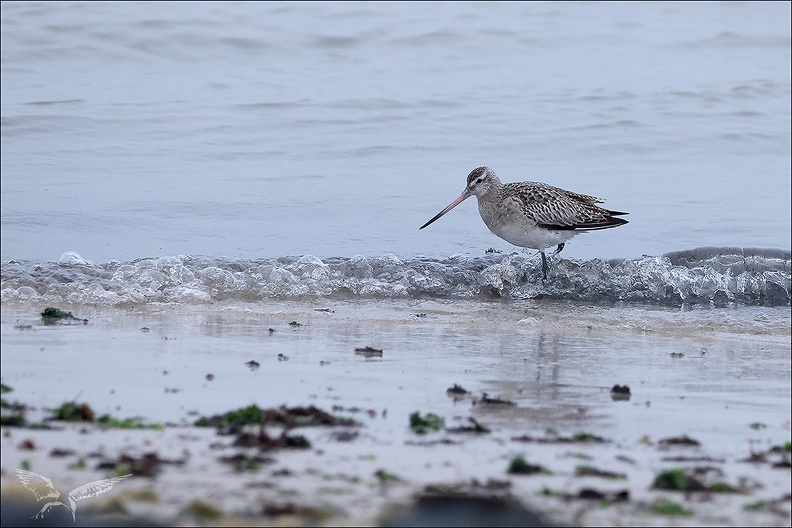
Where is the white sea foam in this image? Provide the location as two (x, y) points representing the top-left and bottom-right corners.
(1, 247), (789, 306)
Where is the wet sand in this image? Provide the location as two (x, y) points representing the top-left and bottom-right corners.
(1, 299), (790, 526)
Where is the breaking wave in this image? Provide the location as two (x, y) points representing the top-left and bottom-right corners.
(1, 247), (789, 306)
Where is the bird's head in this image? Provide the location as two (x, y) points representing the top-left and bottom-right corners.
(465, 166), (501, 198)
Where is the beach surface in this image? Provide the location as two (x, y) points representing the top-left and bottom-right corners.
(2, 299), (789, 526)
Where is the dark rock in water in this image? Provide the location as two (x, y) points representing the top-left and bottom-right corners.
(658, 434), (701, 447)
(446, 384), (470, 396)
(354, 346), (383, 358)
(245, 360), (260, 370)
(477, 393), (515, 406)
(610, 384), (631, 401)
(575, 488), (630, 502)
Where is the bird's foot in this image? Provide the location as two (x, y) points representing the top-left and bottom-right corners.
(553, 243), (565, 255)
(540, 252), (549, 281)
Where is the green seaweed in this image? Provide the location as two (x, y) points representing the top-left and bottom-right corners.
(652, 468), (737, 493)
(651, 468), (695, 491)
(409, 412), (444, 435)
(41, 307), (74, 319)
(708, 482), (738, 493)
(67, 458), (86, 470)
(507, 456), (545, 475)
(54, 406), (162, 429)
(651, 498), (693, 516)
(537, 487), (564, 497)
(40, 307), (87, 325)
(571, 432), (608, 443)
(375, 469), (401, 482)
(749, 422), (767, 430)
(195, 404), (356, 432)
(743, 500), (767, 512)
(54, 401), (95, 422)
(513, 431), (611, 444)
(187, 499), (221, 520)
(564, 451), (593, 460)
(97, 414), (164, 430)
(128, 489), (159, 503)
(196, 404), (267, 428)
(114, 463), (132, 477)
(231, 455), (265, 472)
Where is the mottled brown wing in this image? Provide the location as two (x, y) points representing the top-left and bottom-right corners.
(504, 182), (605, 228)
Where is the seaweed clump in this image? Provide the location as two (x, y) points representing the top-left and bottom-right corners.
(194, 404), (358, 433)
(40, 307), (88, 325)
(651, 467), (738, 493)
(409, 412), (444, 435)
(506, 456), (547, 476)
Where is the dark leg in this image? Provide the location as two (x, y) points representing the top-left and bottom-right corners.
(540, 251), (548, 280)
(553, 243), (565, 255)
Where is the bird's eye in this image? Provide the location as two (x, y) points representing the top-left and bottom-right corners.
(476, 178), (483, 184)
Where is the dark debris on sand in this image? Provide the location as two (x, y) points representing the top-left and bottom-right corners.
(354, 346), (383, 358)
(233, 427), (311, 450)
(658, 434), (701, 447)
(610, 384), (631, 401)
(96, 452), (186, 478)
(511, 432), (609, 444)
(446, 417), (490, 434)
(651, 467), (740, 493)
(446, 384), (470, 396)
(476, 393), (515, 406)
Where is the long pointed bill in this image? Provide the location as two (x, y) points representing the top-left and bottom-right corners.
(419, 188), (472, 230)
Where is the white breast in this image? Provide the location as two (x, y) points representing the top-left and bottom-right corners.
(477, 198), (577, 251)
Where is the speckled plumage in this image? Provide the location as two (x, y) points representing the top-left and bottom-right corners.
(420, 166), (628, 279)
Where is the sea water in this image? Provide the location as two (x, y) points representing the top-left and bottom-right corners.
(1, 2), (790, 307)
(1, 2), (789, 268)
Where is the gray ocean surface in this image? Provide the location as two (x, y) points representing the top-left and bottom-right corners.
(1, 1), (791, 306)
